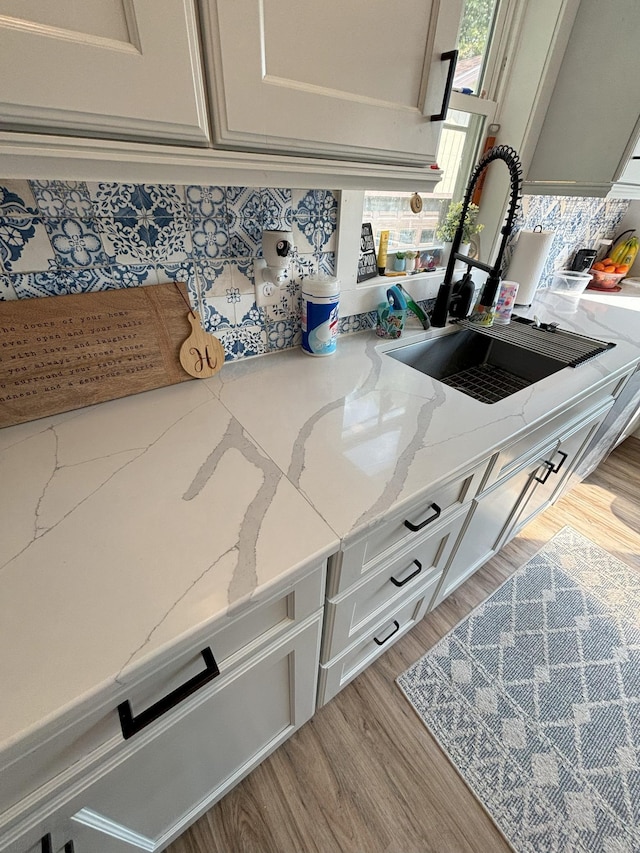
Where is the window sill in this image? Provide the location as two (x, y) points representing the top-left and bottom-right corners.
(339, 269), (446, 317)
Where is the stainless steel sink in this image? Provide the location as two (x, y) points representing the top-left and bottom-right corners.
(385, 328), (566, 404)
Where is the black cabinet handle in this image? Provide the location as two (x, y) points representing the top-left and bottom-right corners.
(431, 49), (459, 121)
(390, 559), (423, 588)
(41, 834), (74, 852)
(373, 620), (401, 646)
(404, 503), (441, 532)
(534, 460), (554, 484)
(550, 450), (568, 473)
(118, 648), (220, 740)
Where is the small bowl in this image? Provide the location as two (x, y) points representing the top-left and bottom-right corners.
(588, 268), (626, 289)
(549, 270), (592, 296)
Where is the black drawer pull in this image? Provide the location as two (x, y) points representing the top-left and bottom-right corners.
(390, 559), (423, 587)
(373, 620), (401, 646)
(41, 836), (53, 853)
(534, 460), (554, 484)
(404, 503), (441, 532)
(550, 450), (568, 473)
(431, 49), (459, 121)
(118, 648), (220, 740)
(64, 843), (75, 853)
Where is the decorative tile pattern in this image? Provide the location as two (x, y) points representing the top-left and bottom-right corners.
(191, 217), (228, 260)
(266, 317), (299, 351)
(225, 187), (263, 222)
(293, 190), (338, 254)
(184, 185), (226, 220)
(218, 325), (267, 361)
(30, 180), (93, 218)
(509, 195), (630, 288)
(0, 216), (39, 272)
(200, 297), (234, 332)
(1, 182), (39, 218)
(0, 216), (54, 274)
(338, 311), (377, 335)
(398, 527), (640, 853)
(44, 218), (106, 268)
(262, 188), (292, 230)
(10, 268), (114, 298)
(0, 275), (17, 300)
(110, 264), (157, 289)
(228, 211), (261, 257)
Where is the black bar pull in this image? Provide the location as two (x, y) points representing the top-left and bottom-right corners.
(41, 836), (53, 853)
(550, 450), (568, 474)
(118, 648), (220, 740)
(404, 503), (441, 532)
(373, 620), (401, 646)
(390, 559), (423, 588)
(534, 460), (554, 484)
(431, 49), (458, 121)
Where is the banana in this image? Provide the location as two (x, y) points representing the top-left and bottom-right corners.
(610, 236), (638, 266)
(618, 237), (638, 267)
(610, 238), (631, 264)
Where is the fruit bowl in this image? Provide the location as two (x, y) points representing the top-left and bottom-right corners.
(588, 267), (626, 289)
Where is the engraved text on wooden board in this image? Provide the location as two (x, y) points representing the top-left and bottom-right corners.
(0, 282), (197, 428)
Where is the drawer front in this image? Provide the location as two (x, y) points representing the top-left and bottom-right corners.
(1, 564), (325, 824)
(327, 461), (487, 597)
(322, 510), (466, 662)
(317, 583), (438, 707)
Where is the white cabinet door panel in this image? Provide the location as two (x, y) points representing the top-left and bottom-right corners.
(71, 618), (321, 849)
(203, 0), (463, 164)
(0, 0), (209, 144)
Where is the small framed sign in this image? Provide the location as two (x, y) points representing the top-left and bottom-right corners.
(357, 222), (378, 283)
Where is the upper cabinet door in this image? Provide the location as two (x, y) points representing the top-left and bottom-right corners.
(201, 0), (463, 165)
(525, 0), (640, 196)
(0, 0), (210, 145)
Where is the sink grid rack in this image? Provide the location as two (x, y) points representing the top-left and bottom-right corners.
(455, 318), (616, 367)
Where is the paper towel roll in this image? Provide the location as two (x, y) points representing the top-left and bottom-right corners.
(506, 229), (555, 305)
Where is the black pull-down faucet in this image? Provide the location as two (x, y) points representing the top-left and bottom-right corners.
(431, 144), (523, 327)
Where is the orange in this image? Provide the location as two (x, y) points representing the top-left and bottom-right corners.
(601, 257), (615, 266)
(592, 261), (605, 271)
(603, 264), (617, 273)
(615, 264), (630, 274)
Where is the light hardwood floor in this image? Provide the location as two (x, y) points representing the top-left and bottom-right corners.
(167, 436), (640, 853)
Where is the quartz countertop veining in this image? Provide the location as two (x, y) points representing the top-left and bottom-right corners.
(1, 288), (639, 771)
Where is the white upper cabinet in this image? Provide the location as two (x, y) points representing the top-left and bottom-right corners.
(200, 0), (463, 165)
(525, 0), (640, 198)
(0, 0), (210, 145)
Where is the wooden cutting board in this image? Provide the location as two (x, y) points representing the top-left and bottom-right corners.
(0, 282), (205, 428)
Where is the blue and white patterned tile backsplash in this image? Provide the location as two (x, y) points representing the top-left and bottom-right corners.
(511, 195), (629, 288)
(1, 179), (632, 363)
(0, 179), (338, 362)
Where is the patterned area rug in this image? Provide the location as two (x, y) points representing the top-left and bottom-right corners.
(398, 526), (640, 853)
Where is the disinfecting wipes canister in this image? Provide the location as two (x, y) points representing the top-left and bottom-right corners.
(301, 276), (340, 356)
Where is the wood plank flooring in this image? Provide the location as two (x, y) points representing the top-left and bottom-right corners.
(167, 437), (640, 853)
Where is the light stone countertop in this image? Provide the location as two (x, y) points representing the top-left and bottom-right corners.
(1, 288), (639, 770)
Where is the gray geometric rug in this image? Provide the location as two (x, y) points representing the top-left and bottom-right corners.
(397, 526), (640, 853)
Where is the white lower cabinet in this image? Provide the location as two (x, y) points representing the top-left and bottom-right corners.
(432, 398), (614, 608)
(2, 566), (326, 853)
(64, 616), (321, 851)
(430, 445), (557, 609)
